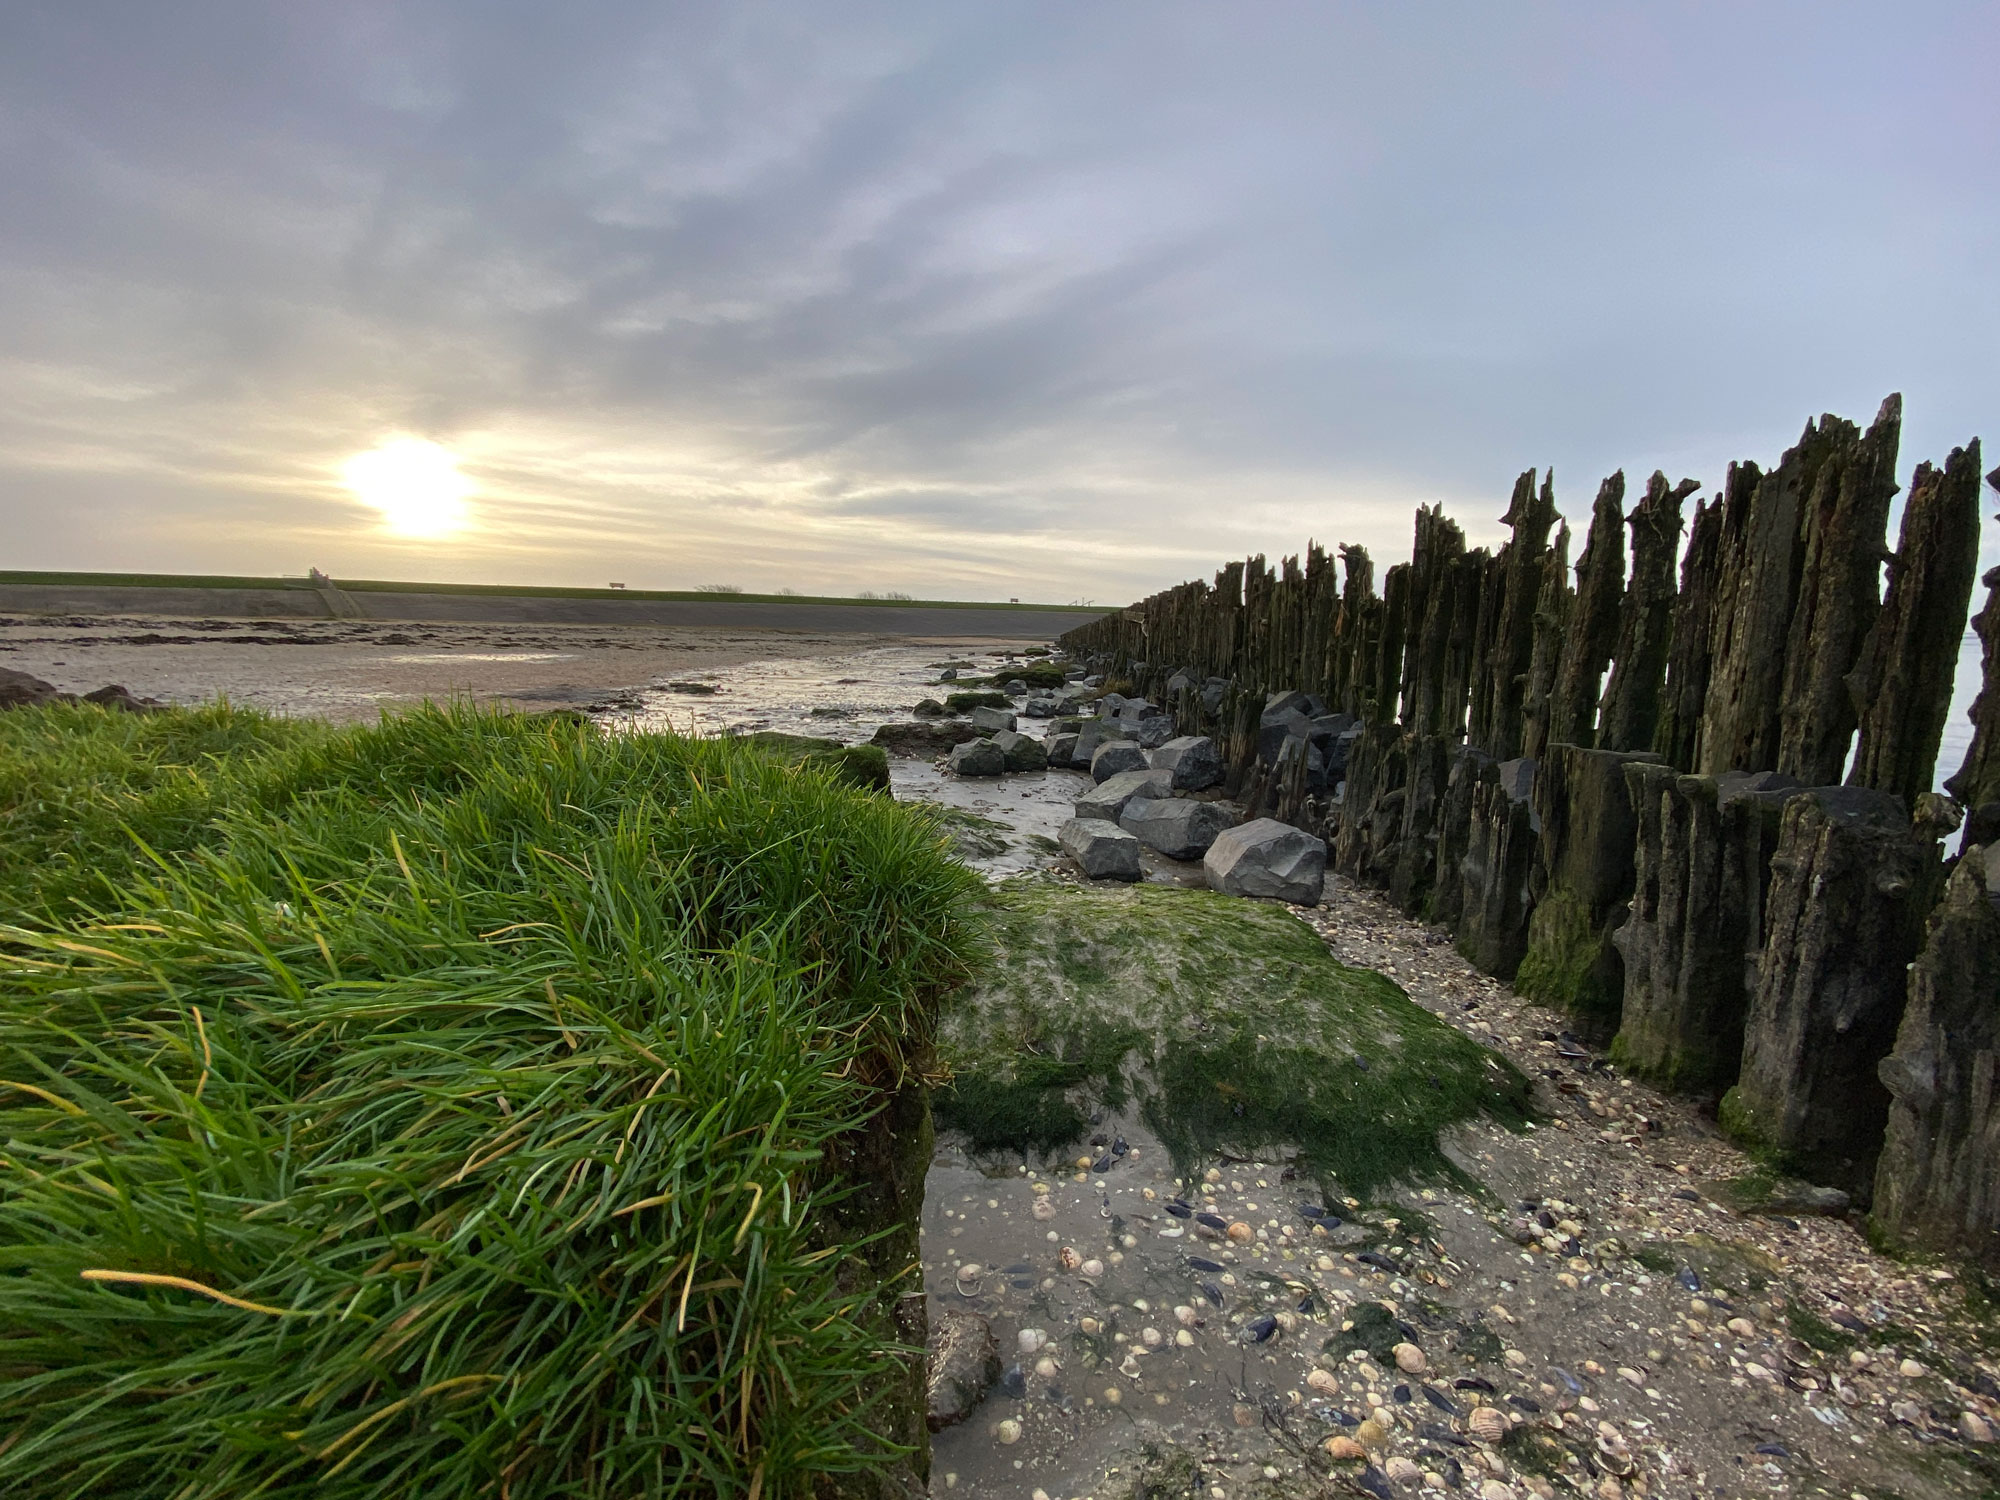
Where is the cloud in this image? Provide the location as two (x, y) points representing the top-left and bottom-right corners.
(0, 0), (1993, 612)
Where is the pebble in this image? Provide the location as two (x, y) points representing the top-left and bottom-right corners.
(1018, 1328), (1047, 1355)
(1034, 1356), (1058, 1379)
(1141, 1326), (1162, 1347)
(1227, 1221), (1254, 1243)
(1744, 1362), (1777, 1383)
(1031, 1198), (1055, 1221)
(1961, 1412), (1994, 1443)
(1726, 1317), (1756, 1339)
(996, 1418), (1022, 1445)
(1175, 1328), (1194, 1347)
(1174, 1304), (1198, 1326)
(1394, 1341), (1427, 1374)
(1617, 1367), (1644, 1387)
(1479, 1482), (1517, 1500)
(1103, 1385), (1121, 1405)
(1900, 1357), (1925, 1378)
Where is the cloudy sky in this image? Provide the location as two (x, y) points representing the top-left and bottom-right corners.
(2, 1), (1995, 611)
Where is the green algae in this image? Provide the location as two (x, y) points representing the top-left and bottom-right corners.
(935, 879), (1530, 1198)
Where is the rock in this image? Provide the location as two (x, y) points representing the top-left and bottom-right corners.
(1393, 1341), (1427, 1374)
(1149, 735), (1224, 791)
(1257, 706), (1312, 766)
(1074, 768), (1173, 822)
(1725, 785), (1941, 1195)
(947, 738), (1008, 777)
(1070, 721), (1130, 769)
(1873, 854), (2000, 1263)
(991, 730), (1048, 773)
(968, 705), (1017, 734)
(938, 668), (957, 682)
(80, 684), (159, 713)
(1090, 739), (1150, 782)
(1962, 1412), (1994, 1444)
(996, 1417), (1022, 1445)
(1119, 796), (1233, 860)
(872, 720), (983, 757)
(1059, 819), (1142, 881)
(0, 668), (62, 708)
(1204, 818), (1327, 905)
(1023, 695), (1059, 718)
(912, 698), (947, 717)
(1045, 732), (1080, 767)
(1003, 678), (1029, 695)
(926, 1311), (1001, 1431)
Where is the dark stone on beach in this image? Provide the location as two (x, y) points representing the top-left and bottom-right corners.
(1090, 739), (1149, 782)
(967, 705), (1016, 734)
(872, 720), (983, 757)
(1119, 796), (1232, 860)
(1059, 818), (1142, 881)
(912, 698), (947, 717)
(1074, 768), (1172, 822)
(0, 668), (63, 708)
(1045, 732), (1080, 767)
(1205, 817), (1326, 905)
(1149, 734), (1223, 791)
(991, 730), (1048, 773)
(947, 738), (1007, 777)
(926, 1311), (1001, 1431)
(80, 684), (161, 713)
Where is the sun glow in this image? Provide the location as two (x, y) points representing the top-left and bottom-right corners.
(341, 438), (474, 537)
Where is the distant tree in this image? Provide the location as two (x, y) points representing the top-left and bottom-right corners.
(882, 590), (912, 601)
(694, 583), (744, 594)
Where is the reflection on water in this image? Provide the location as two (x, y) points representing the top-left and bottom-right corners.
(385, 652), (574, 663)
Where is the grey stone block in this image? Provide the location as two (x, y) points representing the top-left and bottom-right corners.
(968, 705), (1017, 733)
(1204, 817), (1327, 904)
(1119, 796), (1233, 860)
(1149, 735), (1224, 791)
(1059, 818), (1142, 880)
(947, 738), (1007, 777)
(1075, 768), (1172, 821)
(991, 730), (1048, 773)
(1090, 739), (1150, 782)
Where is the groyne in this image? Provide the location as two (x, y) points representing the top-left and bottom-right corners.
(1060, 397), (2000, 1259)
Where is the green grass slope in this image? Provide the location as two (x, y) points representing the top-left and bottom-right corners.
(0, 705), (980, 1498)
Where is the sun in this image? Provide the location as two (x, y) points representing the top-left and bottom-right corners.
(341, 438), (474, 538)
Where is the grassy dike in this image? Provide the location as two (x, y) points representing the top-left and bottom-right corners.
(0, 704), (979, 1498)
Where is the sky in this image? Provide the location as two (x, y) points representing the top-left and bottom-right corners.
(1, 1), (1996, 619)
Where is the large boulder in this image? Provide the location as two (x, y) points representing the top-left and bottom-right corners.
(926, 1311), (1001, 1431)
(968, 705), (1017, 734)
(1148, 735), (1223, 791)
(946, 738), (1007, 777)
(1119, 797), (1233, 860)
(1023, 695), (1059, 718)
(1090, 740), (1150, 782)
(1045, 732), (1080, 768)
(872, 720), (982, 757)
(991, 730), (1048, 773)
(1059, 818), (1143, 881)
(1070, 721), (1129, 768)
(0, 668), (62, 709)
(1257, 707), (1311, 766)
(1075, 768), (1173, 821)
(1204, 818), (1327, 904)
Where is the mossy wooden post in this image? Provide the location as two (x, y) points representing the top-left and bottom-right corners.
(1388, 733), (1452, 916)
(1655, 494), (1725, 772)
(1773, 397), (1902, 785)
(1427, 745), (1494, 929)
(1477, 470), (1559, 759)
(1454, 764), (1539, 978)
(1548, 473), (1626, 749)
(1698, 446), (1805, 776)
(1945, 544), (2000, 848)
(1611, 766), (1792, 1095)
(1872, 853), (2000, 1265)
(1519, 522), (1571, 762)
(1599, 473), (1700, 755)
(1515, 743), (1660, 1040)
(1722, 786), (1942, 1197)
(1846, 439), (1984, 807)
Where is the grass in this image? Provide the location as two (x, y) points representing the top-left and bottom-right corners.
(933, 879), (1529, 1198)
(980, 662), (1068, 690)
(0, 570), (1105, 612)
(0, 700), (326, 921)
(0, 704), (982, 1498)
(731, 731), (890, 792)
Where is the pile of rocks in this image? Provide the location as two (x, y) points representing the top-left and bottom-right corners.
(0, 668), (158, 713)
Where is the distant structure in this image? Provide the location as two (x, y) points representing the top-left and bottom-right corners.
(307, 567), (331, 585)
(608, 582), (626, 589)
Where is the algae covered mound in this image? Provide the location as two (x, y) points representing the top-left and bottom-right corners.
(0, 704), (979, 1498)
(934, 879), (1528, 1196)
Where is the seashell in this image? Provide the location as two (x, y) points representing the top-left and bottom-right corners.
(1080, 1258), (1105, 1278)
(1058, 1246), (1081, 1271)
(1017, 1328), (1048, 1355)
(996, 1417), (1022, 1445)
(1467, 1406), (1508, 1442)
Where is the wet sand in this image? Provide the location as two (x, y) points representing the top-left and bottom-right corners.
(0, 614), (1060, 723)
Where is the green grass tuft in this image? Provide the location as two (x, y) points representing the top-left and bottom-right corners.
(0, 703), (981, 1498)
